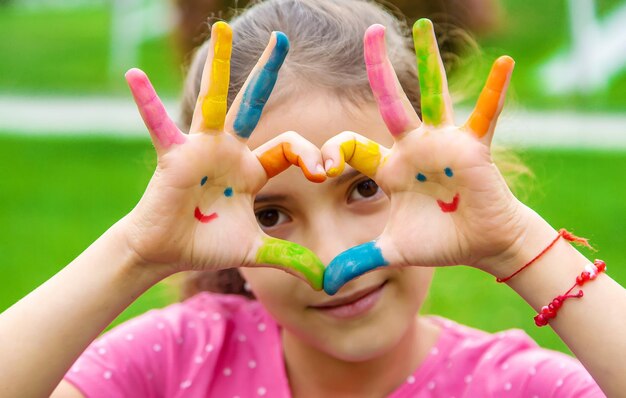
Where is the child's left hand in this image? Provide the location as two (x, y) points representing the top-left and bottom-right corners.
(322, 20), (544, 294)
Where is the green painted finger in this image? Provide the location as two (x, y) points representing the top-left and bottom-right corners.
(255, 237), (325, 290)
(412, 19), (450, 126)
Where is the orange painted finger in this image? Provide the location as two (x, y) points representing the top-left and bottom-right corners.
(465, 56), (515, 138)
(254, 132), (326, 183)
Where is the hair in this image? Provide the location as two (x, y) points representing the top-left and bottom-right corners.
(167, 0), (530, 302)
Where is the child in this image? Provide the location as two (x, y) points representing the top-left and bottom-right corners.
(1, 0), (624, 397)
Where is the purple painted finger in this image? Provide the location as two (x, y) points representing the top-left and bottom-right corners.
(364, 25), (420, 137)
(126, 68), (186, 149)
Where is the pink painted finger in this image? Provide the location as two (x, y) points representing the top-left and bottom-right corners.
(364, 24), (420, 137)
(125, 68), (186, 151)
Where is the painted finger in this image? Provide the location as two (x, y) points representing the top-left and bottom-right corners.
(464, 56), (515, 144)
(321, 131), (390, 178)
(364, 24), (421, 137)
(412, 19), (454, 127)
(254, 131), (326, 183)
(189, 21), (232, 133)
(323, 239), (396, 295)
(125, 68), (186, 153)
(253, 236), (325, 291)
(225, 32), (289, 140)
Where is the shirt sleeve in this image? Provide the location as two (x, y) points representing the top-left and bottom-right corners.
(62, 293), (231, 398)
(505, 345), (606, 397)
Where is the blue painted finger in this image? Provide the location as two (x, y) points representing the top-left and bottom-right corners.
(233, 32), (289, 139)
(323, 241), (389, 295)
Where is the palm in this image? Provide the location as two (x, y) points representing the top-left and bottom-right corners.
(323, 20), (522, 294)
(124, 23), (326, 289)
(378, 126), (522, 268)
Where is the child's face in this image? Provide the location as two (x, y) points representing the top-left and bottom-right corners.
(241, 91), (434, 362)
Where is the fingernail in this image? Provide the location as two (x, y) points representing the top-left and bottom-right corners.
(324, 159), (334, 171)
(316, 163), (326, 175)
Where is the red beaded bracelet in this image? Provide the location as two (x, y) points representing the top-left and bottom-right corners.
(534, 259), (607, 327)
(496, 229), (593, 283)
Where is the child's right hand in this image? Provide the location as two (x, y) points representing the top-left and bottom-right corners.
(122, 23), (326, 289)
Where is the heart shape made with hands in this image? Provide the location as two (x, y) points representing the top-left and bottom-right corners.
(126, 20), (516, 296)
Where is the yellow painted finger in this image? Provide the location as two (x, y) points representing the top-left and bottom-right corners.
(465, 56), (515, 138)
(327, 136), (384, 178)
(198, 21), (232, 132)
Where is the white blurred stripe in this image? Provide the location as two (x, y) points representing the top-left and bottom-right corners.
(1, 95), (626, 149)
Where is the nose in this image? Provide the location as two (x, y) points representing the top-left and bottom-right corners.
(304, 211), (379, 267)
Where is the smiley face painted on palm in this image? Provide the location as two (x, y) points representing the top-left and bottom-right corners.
(415, 167), (459, 212)
(194, 176), (235, 223)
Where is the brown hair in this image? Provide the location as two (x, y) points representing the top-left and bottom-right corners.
(169, 0), (528, 302)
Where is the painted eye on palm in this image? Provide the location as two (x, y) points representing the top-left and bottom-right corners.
(415, 167), (459, 213)
(193, 176), (234, 224)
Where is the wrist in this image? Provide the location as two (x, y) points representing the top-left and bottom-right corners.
(111, 216), (178, 283)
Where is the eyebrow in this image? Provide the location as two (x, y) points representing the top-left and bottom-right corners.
(254, 193), (289, 204)
(332, 168), (363, 185)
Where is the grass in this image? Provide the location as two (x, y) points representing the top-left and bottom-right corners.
(0, 134), (625, 355)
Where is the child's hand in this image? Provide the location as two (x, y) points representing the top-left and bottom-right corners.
(322, 20), (538, 294)
(123, 23), (326, 289)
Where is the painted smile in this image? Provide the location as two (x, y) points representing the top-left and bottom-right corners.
(437, 193), (460, 213)
(194, 207), (218, 223)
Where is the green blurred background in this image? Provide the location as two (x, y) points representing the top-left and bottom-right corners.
(1, 0), (625, 358)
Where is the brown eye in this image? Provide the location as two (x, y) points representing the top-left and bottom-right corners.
(255, 209), (288, 229)
(356, 179), (379, 198)
(348, 178), (382, 202)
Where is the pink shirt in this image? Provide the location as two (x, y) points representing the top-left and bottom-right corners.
(64, 292), (605, 397)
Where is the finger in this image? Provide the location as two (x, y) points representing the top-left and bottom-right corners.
(254, 131), (327, 183)
(321, 131), (390, 178)
(464, 56), (515, 144)
(189, 21), (232, 133)
(323, 240), (393, 295)
(125, 68), (186, 153)
(225, 31), (289, 140)
(364, 24), (421, 137)
(253, 236), (325, 291)
(412, 18), (454, 127)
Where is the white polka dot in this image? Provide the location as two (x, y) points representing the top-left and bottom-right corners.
(248, 360), (257, 369)
(195, 355), (204, 364)
(430, 347), (439, 355)
(529, 367), (537, 376)
(176, 337), (184, 345)
(257, 323), (267, 332)
(153, 344), (162, 352)
(97, 347), (107, 355)
(212, 313), (222, 321)
(406, 375), (415, 384)
(180, 380), (192, 389)
(501, 363), (509, 370)
(71, 366), (80, 373)
(464, 375), (473, 384)
(188, 321), (196, 329)
(125, 333), (134, 341)
(103, 370), (113, 380)
(223, 367), (232, 376)
(556, 379), (563, 388)
(199, 311), (208, 319)
(205, 344), (214, 352)
(238, 334), (247, 342)
(427, 381), (436, 390)
(504, 382), (512, 391)
(257, 387), (267, 396)
(157, 322), (165, 330)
